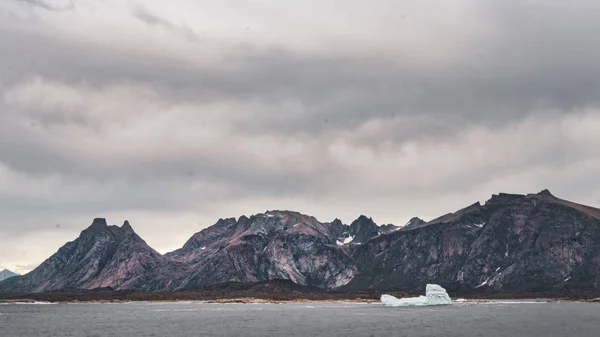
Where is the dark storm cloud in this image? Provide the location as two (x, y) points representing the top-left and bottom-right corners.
(1, 0), (600, 272)
(3, 8), (600, 143)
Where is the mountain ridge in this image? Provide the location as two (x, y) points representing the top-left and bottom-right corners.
(2, 189), (600, 294)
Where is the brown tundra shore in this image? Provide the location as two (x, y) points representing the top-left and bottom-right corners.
(1, 280), (600, 303)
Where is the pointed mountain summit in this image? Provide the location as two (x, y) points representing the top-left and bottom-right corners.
(348, 215), (380, 244)
(402, 217), (427, 229)
(0, 219), (183, 293)
(121, 220), (134, 233)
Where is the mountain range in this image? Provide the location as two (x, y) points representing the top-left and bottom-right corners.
(1, 190), (600, 294)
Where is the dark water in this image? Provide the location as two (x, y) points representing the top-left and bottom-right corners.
(1, 300), (599, 336)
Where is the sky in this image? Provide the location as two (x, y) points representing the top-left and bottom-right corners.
(1, 0), (600, 274)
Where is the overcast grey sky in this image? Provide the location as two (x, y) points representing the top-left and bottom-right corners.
(1, 0), (600, 274)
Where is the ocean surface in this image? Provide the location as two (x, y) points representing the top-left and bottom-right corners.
(1, 300), (599, 336)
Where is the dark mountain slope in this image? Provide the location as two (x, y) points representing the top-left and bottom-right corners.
(345, 190), (600, 292)
(169, 211), (357, 290)
(0, 219), (184, 293)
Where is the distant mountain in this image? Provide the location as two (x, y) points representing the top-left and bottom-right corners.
(2, 190), (600, 294)
(0, 269), (18, 282)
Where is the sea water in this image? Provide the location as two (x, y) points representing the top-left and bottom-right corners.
(1, 300), (599, 336)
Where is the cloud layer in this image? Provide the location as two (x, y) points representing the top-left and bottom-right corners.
(1, 0), (600, 273)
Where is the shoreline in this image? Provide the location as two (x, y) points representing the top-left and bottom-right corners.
(2, 295), (599, 305)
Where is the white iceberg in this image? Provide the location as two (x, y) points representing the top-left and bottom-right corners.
(381, 284), (452, 307)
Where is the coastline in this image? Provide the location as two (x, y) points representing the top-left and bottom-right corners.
(2, 292), (599, 304)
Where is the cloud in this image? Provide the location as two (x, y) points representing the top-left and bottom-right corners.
(15, 0), (74, 12)
(1, 0), (600, 273)
(132, 6), (200, 42)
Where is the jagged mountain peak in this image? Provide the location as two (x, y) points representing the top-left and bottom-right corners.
(403, 217), (427, 229)
(330, 218), (344, 226)
(351, 215), (375, 223)
(355, 215), (373, 221)
(121, 220), (134, 233)
(86, 217), (108, 231)
(408, 216), (425, 224)
(525, 189), (557, 200)
(348, 215), (379, 244)
(0, 218), (175, 293)
(81, 218), (141, 240)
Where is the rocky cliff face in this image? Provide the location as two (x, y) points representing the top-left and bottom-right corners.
(2, 190), (600, 294)
(345, 190), (600, 292)
(168, 211), (357, 290)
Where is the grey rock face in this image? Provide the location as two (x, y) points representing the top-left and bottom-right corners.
(170, 211), (357, 290)
(345, 190), (600, 292)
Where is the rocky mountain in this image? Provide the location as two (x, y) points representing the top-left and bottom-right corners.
(402, 217), (427, 229)
(2, 190), (600, 294)
(0, 269), (18, 282)
(0, 219), (184, 292)
(346, 190), (600, 292)
(167, 210), (357, 290)
(347, 216), (380, 244)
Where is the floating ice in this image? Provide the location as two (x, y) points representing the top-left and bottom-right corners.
(381, 294), (428, 307)
(381, 284), (452, 307)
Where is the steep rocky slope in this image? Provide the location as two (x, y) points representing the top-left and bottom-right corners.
(168, 211), (357, 290)
(0, 219), (183, 292)
(345, 190), (600, 292)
